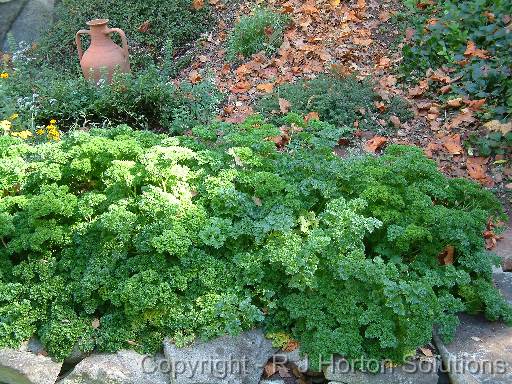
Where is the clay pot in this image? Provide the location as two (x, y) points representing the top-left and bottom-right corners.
(76, 19), (130, 83)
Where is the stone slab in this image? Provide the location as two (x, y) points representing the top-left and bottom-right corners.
(0, 0), (28, 47)
(1, 0), (54, 51)
(324, 357), (439, 384)
(0, 347), (62, 384)
(444, 313), (512, 384)
(163, 329), (276, 384)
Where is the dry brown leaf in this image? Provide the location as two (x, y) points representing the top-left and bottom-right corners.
(364, 136), (388, 153)
(442, 134), (464, 155)
(379, 11), (392, 22)
(283, 339), (300, 352)
(424, 142), (442, 158)
(438, 245), (455, 265)
(464, 99), (486, 111)
(264, 361), (278, 378)
(444, 110), (475, 129)
(408, 79), (429, 97)
(256, 83), (275, 93)
(138, 21), (150, 33)
(464, 40), (490, 59)
(390, 115), (401, 128)
(192, 0), (204, 10)
(377, 56), (391, 69)
(420, 347), (434, 357)
(304, 111), (320, 122)
(447, 97), (463, 108)
(279, 98), (292, 114)
(483, 120), (511, 135)
(439, 85), (452, 94)
(467, 157), (489, 180)
(188, 70), (202, 84)
(330, 0), (341, 7)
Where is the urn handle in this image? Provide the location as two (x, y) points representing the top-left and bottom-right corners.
(107, 28), (129, 58)
(75, 29), (90, 60)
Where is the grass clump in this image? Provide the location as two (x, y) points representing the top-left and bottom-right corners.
(0, 115), (509, 364)
(227, 8), (289, 60)
(257, 74), (413, 131)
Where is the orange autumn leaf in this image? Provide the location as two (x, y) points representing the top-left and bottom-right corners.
(447, 98), (463, 108)
(441, 134), (463, 155)
(444, 110), (475, 129)
(304, 111), (320, 122)
(438, 245), (455, 265)
(364, 136), (388, 153)
(256, 83), (274, 93)
(188, 70), (202, 84)
(192, 0), (204, 10)
(464, 99), (486, 111)
(464, 40), (490, 59)
(466, 157), (488, 180)
(138, 21), (150, 33)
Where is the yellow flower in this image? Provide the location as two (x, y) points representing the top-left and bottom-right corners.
(11, 130), (32, 139)
(9, 113), (19, 120)
(36, 128), (45, 135)
(0, 72), (8, 79)
(0, 120), (12, 132)
(50, 119), (57, 125)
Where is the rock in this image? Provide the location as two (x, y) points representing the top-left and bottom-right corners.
(63, 343), (90, 366)
(271, 348), (311, 373)
(0, 0), (28, 45)
(0, 347), (62, 384)
(494, 272), (512, 304)
(259, 381), (285, 384)
(1, 0), (55, 52)
(442, 313), (512, 384)
(495, 228), (512, 272)
(324, 356), (439, 384)
(163, 329), (276, 384)
(57, 350), (168, 384)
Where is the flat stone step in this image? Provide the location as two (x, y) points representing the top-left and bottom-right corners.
(1, 0), (54, 51)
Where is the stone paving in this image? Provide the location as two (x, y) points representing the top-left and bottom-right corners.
(1, 0), (54, 52)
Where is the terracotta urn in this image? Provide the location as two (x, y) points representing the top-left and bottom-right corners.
(76, 19), (130, 83)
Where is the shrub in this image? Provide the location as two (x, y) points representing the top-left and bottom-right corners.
(0, 64), (223, 135)
(227, 8), (289, 60)
(35, 0), (212, 71)
(0, 115), (509, 363)
(401, 0), (512, 121)
(256, 75), (413, 131)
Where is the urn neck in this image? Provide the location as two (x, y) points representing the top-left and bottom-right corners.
(87, 19), (111, 43)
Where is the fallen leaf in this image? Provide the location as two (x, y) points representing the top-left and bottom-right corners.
(377, 57), (391, 69)
(390, 115), (401, 128)
(283, 339), (299, 352)
(264, 361), (278, 378)
(330, 0), (340, 7)
(188, 70), (202, 84)
(442, 134), (463, 155)
(438, 245), (455, 265)
(256, 83), (274, 93)
(364, 136), (388, 153)
(374, 101), (386, 112)
(304, 111), (320, 122)
(464, 40), (490, 59)
(420, 347), (434, 357)
(379, 11), (392, 22)
(439, 85), (452, 94)
(279, 98), (291, 114)
(444, 110), (475, 129)
(467, 157), (488, 180)
(483, 120), (511, 135)
(464, 99), (486, 111)
(447, 98), (463, 108)
(138, 21), (150, 33)
(192, 0), (204, 10)
(408, 79), (429, 97)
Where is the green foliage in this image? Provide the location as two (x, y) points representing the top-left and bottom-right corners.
(401, 0), (512, 120)
(0, 64), (223, 135)
(0, 116), (509, 363)
(227, 8), (290, 60)
(257, 75), (413, 131)
(36, 0), (212, 71)
(465, 131), (512, 157)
